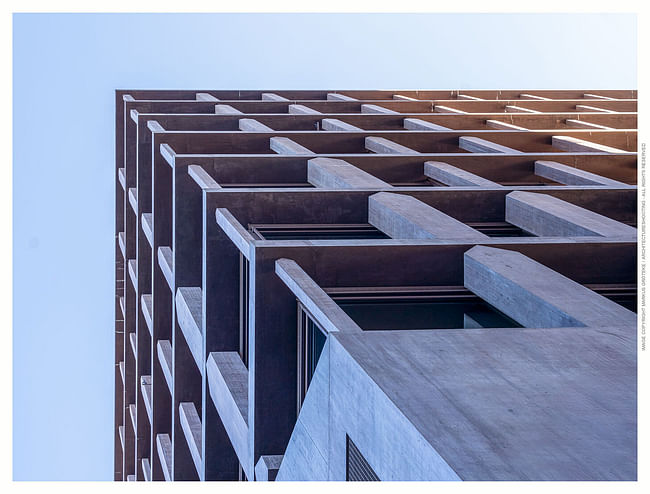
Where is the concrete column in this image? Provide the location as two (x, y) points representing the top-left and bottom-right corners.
(365, 136), (419, 154)
(238, 119), (273, 132)
(404, 118), (450, 131)
(424, 161), (501, 187)
(361, 104), (398, 114)
(552, 135), (626, 153)
(459, 136), (522, 154)
(464, 245), (637, 328)
(307, 157), (391, 189)
(368, 192), (488, 240)
(321, 118), (362, 131)
(261, 93), (289, 101)
(505, 191), (637, 238)
(269, 137), (314, 155)
(288, 104), (321, 115)
(215, 105), (243, 115)
(534, 160), (628, 186)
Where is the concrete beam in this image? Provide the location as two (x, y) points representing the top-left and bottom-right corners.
(175, 287), (204, 373)
(179, 402), (203, 476)
(404, 118), (450, 131)
(188, 165), (220, 189)
(261, 92), (289, 101)
(255, 455), (283, 481)
(238, 118), (273, 132)
(506, 105), (540, 113)
(321, 118), (362, 131)
(565, 119), (613, 130)
(584, 93), (617, 100)
(141, 294), (153, 335)
(434, 105), (466, 114)
(505, 191), (637, 238)
(196, 92), (219, 102)
(368, 192), (488, 241)
(464, 245), (637, 328)
(552, 135), (627, 153)
(307, 157), (392, 189)
(393, 94), (419, 101)
(269, 136), (314, 155)
(275, 258), (362, 334)
(576, 105), (616, 113)
(327, 93), (357, 101)
(157, 340), (173, 392)
(457, 94), (483, 100)
(459, 136), (522, 154)
(206, 352), (250, 479)
(156, 433), (172, 481)
(519, 93), (551, 100)
(288, 104), (321, 115)
(424, 161), (501, 187)
(365, 136), (419, 154)
(157, 246), (173, 291)
(141, 213), (153, 247)
(215, 208), (256, 260)
(534, 160), (628, 186)
(214, 104), (243, 114)
(486, 120), (528, 131)
(361, 104), (399, 114)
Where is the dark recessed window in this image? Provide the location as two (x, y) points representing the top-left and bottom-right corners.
(346, 436), (379, 481)
(297, 303), (327, 412)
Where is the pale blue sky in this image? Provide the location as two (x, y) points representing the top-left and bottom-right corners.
(12, 13), (637, 480)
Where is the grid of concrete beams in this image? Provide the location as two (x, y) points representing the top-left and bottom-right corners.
(115, 89), (637, 481)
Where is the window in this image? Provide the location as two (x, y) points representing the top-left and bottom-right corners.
(239, 253), (249, 368)
(296, 303), (327, 413)
(346, 436), (379, 481)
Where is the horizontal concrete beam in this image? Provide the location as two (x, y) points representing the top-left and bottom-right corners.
(459, 136), (522, 154)
(552, 135), (627, 153)
(157, 246), (173, 291)
(196, 92), (219, 102)
(575, 105), (616, 113)
(261, 92), (289, 102)
(404, 118), (450, 131)
(238, 118), (273, 132)
(505, 191), (637, 238)
(457, 94), (483, 100)
(434, 105), (465, 114)
(275, 258), (362, 334)
(206, 352), (250, 479)
(269, 137), (314, 155)
(175, 287), (204, 373)
(327, 93), (357, 101)
(368, 191), (489, 241)
(486, 119), (528, 130)
(393, 94), (419, 101)
(519, 93), (551, 100)
(464, 245), (636, 328)
(424, 161), (501, 187)
(289, 104), (321, 115)
(361, 104), (399, 114)
(534, 160), (628, 186)
(365, 136), (419, 154)
(255, 455), (283, 481)
(188, 165), (220, 189)
(506, 105), (540, 113)
(179, 402), (203, 476)
(214, 104), (243, 114)
(321, 118), (363, 131)
(215, 208), (256, 260)
(565, 119), (613, 130)
(308, 157), (392, 189)
(583, 93), (617, 100)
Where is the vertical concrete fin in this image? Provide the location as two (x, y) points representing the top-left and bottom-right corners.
(308, 157), (392, 189)
(404, 118), (450, 131)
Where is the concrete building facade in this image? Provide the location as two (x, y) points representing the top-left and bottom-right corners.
(114, 89), (637, 481)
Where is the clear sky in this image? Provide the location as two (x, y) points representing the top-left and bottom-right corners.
(12, 13), (637, 480)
